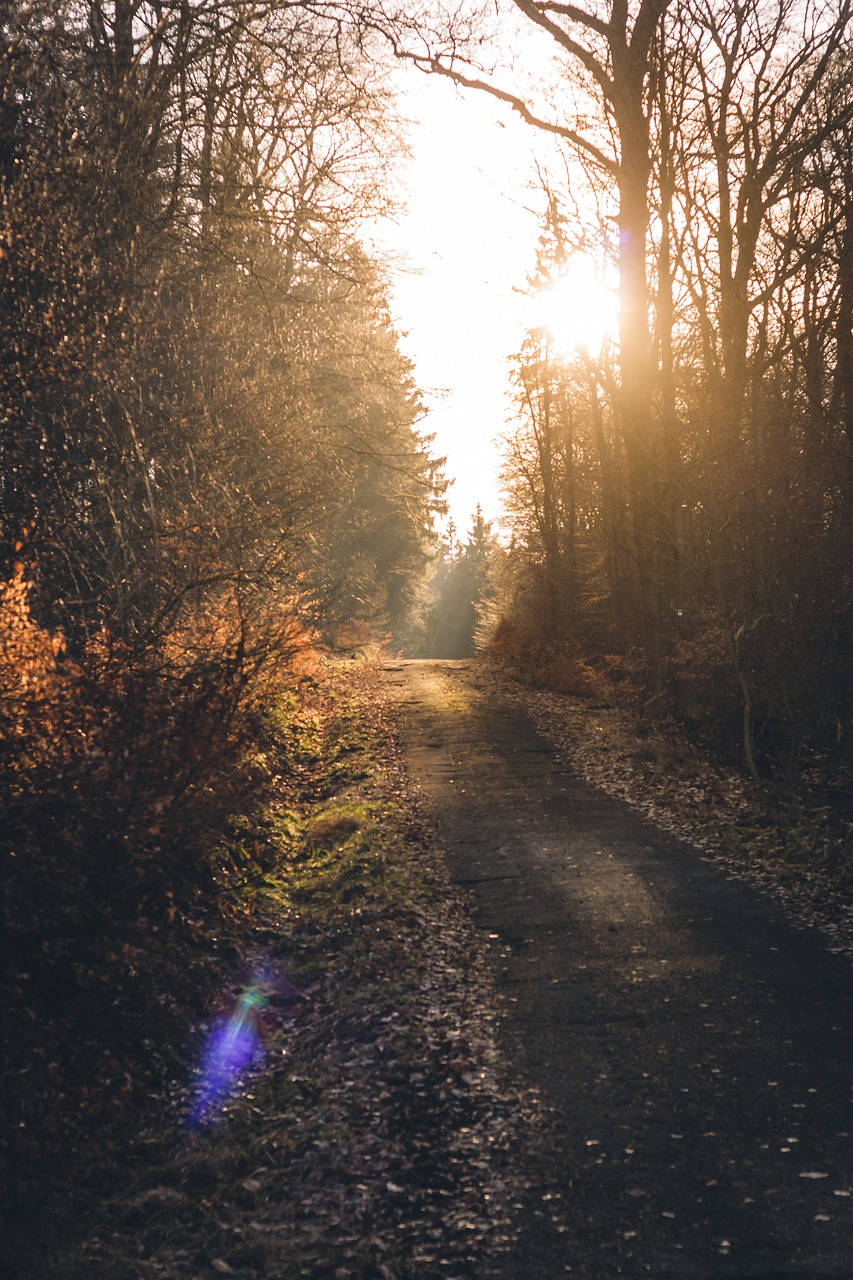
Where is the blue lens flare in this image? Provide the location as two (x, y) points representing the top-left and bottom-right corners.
(187, 985), (268, 1127)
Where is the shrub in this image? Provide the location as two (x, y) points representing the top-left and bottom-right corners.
(0, 565), (317, 1216)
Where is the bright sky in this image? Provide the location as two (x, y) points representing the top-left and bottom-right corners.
(370, 60), (619, 538)
(374, 70), (542, 535)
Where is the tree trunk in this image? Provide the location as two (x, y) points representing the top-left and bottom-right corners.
(833, 186), (853, 486)
(614, 117), (664, 685)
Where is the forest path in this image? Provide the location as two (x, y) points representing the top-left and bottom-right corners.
(382, 659), (853, 1280)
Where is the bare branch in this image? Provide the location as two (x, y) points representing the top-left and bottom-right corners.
(511, 0), (615, 98)
(384, 42), (618, 175)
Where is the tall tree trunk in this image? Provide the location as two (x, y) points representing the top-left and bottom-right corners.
(614, 112), (664, 685)
(833, 186), (853, 490)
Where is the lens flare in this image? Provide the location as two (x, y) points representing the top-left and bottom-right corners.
(187, 985), (268, 1127)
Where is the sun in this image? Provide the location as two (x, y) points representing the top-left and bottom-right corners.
(535, 263), (618, 358)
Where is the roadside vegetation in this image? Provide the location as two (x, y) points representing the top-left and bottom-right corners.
(6, 654), (531, 1280)
(0, 5), (457, 1271)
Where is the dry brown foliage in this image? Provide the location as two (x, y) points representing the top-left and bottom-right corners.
(0, 565), (321, 1222)
(490, 614), (610, 698)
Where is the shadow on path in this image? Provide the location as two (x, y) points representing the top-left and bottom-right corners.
(384, 660), (853, 1280)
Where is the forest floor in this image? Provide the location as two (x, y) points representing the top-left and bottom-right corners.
(9, 654), (853, 1279)
(10, 656), (533, 1280)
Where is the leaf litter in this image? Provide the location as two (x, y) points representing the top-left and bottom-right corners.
(17, 654), (539, 1279)
(486, 665), (853, 961)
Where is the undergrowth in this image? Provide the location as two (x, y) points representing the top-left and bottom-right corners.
(9, 655), (527, 1280)
(0, 560), (317, 1238)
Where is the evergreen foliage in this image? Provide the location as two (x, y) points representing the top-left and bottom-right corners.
(412, 508), (499, 658)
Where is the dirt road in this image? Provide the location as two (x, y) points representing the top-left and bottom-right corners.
(383, 660), (853, 1280)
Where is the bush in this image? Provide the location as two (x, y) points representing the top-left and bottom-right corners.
(489, 612), (609, 698)
(0, 564), (316, 1219)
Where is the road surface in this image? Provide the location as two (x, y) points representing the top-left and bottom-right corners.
(383, 660), (853, 1280)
